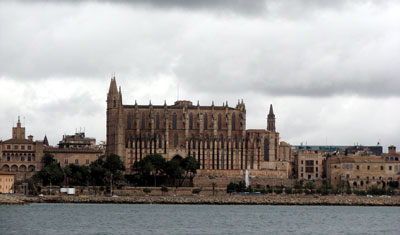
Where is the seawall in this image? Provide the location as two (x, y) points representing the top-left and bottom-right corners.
(2, 195), (400, 206)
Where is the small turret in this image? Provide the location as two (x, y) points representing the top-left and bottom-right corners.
(267, 104), (276, 132)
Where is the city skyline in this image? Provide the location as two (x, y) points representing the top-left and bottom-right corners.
(1, 0), (400, 151)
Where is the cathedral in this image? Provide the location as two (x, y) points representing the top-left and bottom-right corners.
(106, 77), (291, 177)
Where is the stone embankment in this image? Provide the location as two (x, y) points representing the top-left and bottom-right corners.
(0, 195), (28, 205)
(2, 194), (400, 206)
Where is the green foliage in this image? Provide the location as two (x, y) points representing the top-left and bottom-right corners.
(354, 190), (367, 196)
(295, 189), (303, 194)
(89, 154), (125, 186)
(346, 187), (352, 195)
(143, 188), (151, 194)
(131, 154), (199, 187)
(268, 188), (274, 194)
(192, 188), (201, 194)
(226, 181), (249, 194)
(305, 182), (315, 190)
(285, 188), (292, 194)
(294, 180), (303, 189)
(388, 181), (399, 189)
(274, 188), (283, 194)
(304, 189), (312, 195)
(161, 186), (169, 193)
(36, 153), (64, 186)
(367, 186), (387, 195)
(64, 164), (89, 186)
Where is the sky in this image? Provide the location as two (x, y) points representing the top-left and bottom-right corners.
(0, 0), (399, 152)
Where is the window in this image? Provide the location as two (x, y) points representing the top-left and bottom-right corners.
(172, 113), (177, 130)
(21, 145), (25, 150)
(301, 173), (303, 178)
(316, 167), (318, 172)
(173, 134), (178, 148)
(7, 145), (11, 150)
(64, 159), (68, 164)
(7, 156), (10, 161)
(232, 113), (236, 130)
(86, 159), (90, 164)
(21, 157), (25, 161)
(357, 176), (360, 179)
(218, 114), (222, 130)
(316, 173), (318, 178)
(28, 157), (31, 161)
(75, 159), (79, 164)
(204, 114), (208, 130)
(380, 166), (384, 170)
(189, 113), (193, 130)
(346, 174), (350, 179)
(389, 166), (392, 170)
(28, 145), (32, 150)
(301, 160), (303, 164)
(367, 165), (370, 170)
(141, 113), (146, 129)
(156, 113), (160, 129)
(316, 160), (318, 164)
(14, 145), (18, 150)
(356, 165), (360, 170)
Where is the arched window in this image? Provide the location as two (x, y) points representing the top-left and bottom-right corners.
(264, 139), (269, 161)
(141, 113), (146, 129)
(232, 113), (236, 130)
(156, 113), (160, 129)
(204, 114), (208, 130)
(173, 134), (178, 147)
(172, 113), (177, 130)
(218, 114), (222, 130)
(189, 113), (193, 130)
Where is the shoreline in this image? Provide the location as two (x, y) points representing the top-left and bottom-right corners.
(2, 195), (400, 206)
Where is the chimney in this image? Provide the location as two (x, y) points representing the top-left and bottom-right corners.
(388, 145), (396, 154)
(28, 135), (33, 141)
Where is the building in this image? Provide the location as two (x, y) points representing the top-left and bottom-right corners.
(326, 147), (400, 189)
(106, 77), (290, 177)
(45, 132), (103, 168)
(0, 117), (44, 181)
(0, 173), (15, 194)
(58, 132), (96, 149)
(294, 150), (323, 180)
(292, 145), (382, 156)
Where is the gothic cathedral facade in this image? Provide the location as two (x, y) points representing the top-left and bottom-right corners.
(106, 77), (289, 176)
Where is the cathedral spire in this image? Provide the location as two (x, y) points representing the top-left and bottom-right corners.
(267, 104), (276, 132)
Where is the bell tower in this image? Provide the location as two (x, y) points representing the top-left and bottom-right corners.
(106, 77), (125, 158)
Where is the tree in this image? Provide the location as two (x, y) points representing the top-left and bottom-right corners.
(90, 154), (125, 186)
(36, 153), (64, 186)
(131, 154), (167, 186)
(161, 186), (169, 195)
(179, 155), (200, 186)
(143, 188), (151, 195)
(64, 164), (89, 186)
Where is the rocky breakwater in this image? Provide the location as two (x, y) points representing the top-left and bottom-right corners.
(0, 195), (28, 205)
(13, 195), (400, 206)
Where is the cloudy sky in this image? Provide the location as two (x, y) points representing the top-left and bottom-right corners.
(0, 0), (399, 152)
